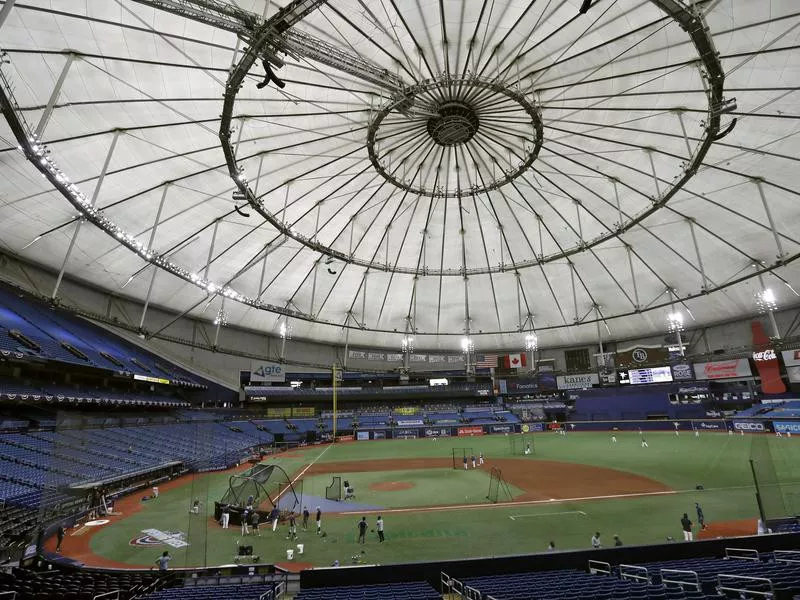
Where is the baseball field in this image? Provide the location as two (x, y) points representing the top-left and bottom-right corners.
(52, 431), (800, 570)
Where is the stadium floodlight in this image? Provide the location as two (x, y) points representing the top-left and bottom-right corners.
(213, 308), (228, 327)
(401, 335), (414, 352)
(461, 336), (474, 354)
(524, 333), (538, 352)
(279, 320), (292, 340)
(755, 287), (778, 313)
(666, 311), (684, 332)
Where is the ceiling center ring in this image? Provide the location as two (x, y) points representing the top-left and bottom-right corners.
(366, 75), (544, 199)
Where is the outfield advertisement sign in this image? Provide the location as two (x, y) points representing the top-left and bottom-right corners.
(694, 420), (725, 430)
(397, 419), (424, 427)
(372, 431), (386, 440)
(356, 431), (370, 441)
(732, 420), (770, 432)
(457, 426), (484, 437)
(488, 424), (515, 434)
(249, 360), (285, 383)
(773, 421), (800, 434)
(694, 359), (752, 380)
(556, 373), (599, 390)
(424, 427), (451, 438)
(521, 423), (545, 432)
(393, 428), (418, 438)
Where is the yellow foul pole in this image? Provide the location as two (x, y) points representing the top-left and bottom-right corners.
(332, 363), (337, 442)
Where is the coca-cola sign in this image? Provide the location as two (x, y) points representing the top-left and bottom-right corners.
(752, 349), (776, 361)
(693, 359), (752, 380)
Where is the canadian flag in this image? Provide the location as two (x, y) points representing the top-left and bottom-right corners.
(504, 353), (527, 369)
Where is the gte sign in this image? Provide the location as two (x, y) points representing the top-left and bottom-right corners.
(733, 421), (766, 432)
(752, 349), (777, 361)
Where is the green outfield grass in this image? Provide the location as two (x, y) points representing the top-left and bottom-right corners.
(87, 432), (800, 569)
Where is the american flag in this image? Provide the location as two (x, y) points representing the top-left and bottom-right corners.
(475, 354), (499, 368)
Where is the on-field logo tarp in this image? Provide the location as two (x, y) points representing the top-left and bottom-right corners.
(130, 529), (189, 548)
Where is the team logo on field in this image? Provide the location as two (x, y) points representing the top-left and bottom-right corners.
(129, 529), (189, 548)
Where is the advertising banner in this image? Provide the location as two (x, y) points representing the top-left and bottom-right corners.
(773, 421), (800, 434)
(249, 360), (285, 383)
(671, 363), (694, 381)
(557, 373), (599, 390)
(367, 352), (385, 361)
(457, 425), (484, 437)
(347, 350), (367, 359)
(521, 423), (545, 433)
(694, 359), (752, 380)
(356, 431), (370, 441)
(393, 428), (418, 438)
(372, 430), (386, 440)
(538, 372), (557, 390)
(693, 420), (726, 431)
(397, 419), (424, 427)
(503, 378), (538, 394)
(751, 321), (786, 393)
(732, 420), (769, 432)
(336, 435), (354, 442)
(781, 350), (800, 383)
(489, 424), (514, 434)
(423, 427), (451, 438)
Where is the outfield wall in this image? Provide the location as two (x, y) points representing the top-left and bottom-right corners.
(342, 417), (800, 440)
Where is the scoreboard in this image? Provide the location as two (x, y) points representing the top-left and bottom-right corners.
(627, 366), (673, 384)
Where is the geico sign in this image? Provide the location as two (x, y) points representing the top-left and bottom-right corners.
(733, 422), (765, 431)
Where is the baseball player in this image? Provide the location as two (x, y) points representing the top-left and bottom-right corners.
(479, 452), (484, 466)
(471, 454), (476, 469)
(316, 506), (322, 535)
(302, 506), (310, 531)
(681, 513), (693, 541)
(463, 455), (468, 470)
(286, 512), (297, 540)
(640, 433), (649, 448)
(611, 432), (617, 443)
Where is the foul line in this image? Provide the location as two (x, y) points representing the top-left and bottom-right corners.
(509, 510), (586, 520)
(275, 444), (332, 502)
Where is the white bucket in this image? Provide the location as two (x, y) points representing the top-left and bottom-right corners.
(296, 544), (304, 554)
(286, 549), (294, 560)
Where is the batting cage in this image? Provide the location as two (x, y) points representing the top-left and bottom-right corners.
(325, 476), (342, 501)
(508, 433), (534, 456)
(452, 447), (474, 469)
(214, 463), (299, 525)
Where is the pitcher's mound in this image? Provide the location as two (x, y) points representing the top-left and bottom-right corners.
(370, 481), (414, 492)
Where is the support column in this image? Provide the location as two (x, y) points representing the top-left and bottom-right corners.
(569, 262), (578, 323)
(686, 218), (708, 291)
(754, 179), (785, 261)
(625, 244), (640, 310)
(51, 219), (82, 300)
(36, 54), (76, 138)
(594, 305), (605, 368)
(204, 219), (221, 281)
(138, 184), (171, 330)
(0, 0), (18, 31)
(213, 298), (225, 347)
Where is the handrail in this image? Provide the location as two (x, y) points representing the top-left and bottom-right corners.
(92, 591), (120, 600)
(619, 564), (650, 583)
(725, 547), (760, 561)
(660, 568), (700, 591)
(717, 573), (774, 599)
(258, 580), (285, 600)
(0, 591), (17, 600)
(774, 550), (800, 564)
(440, 571), (453, 594)
(588, 560), (611, 575)
(464, 585), (482, 600)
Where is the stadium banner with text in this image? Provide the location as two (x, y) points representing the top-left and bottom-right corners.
(393, 428), (418, 439)
(557, 373), (600, 390)
(336, 435), (354, 442)
(671, 363), (694, 381)
(356, 431), (370, 441)
(292, 407), (315, 417)
(457, 425), (484, 437)
(781, 350), (800, 383)
(249, 360), (285, 383)
(397, 419), (424, 427)
(423, 427), (451, 438)
(692, 420), (726, 431)
(372, 430), (386, 440)
(694, 359), (752, 380)
(266, 407), (292, 417)
(732, 420), (770, 433)
(773, 421), (800, 434)
(488, 424), (516, 434)
(521, 423), (545, 432)
(502, 378), (538, 394)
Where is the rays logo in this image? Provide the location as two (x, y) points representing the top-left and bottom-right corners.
(129, 529), (188, 548)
